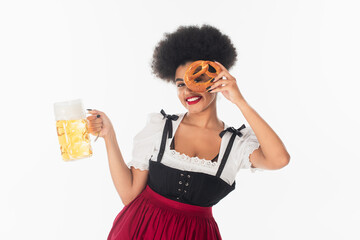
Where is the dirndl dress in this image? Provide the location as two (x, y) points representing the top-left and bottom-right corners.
(107, 109), (246, 240)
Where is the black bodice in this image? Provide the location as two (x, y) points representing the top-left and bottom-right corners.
(146, 109), (246, 207)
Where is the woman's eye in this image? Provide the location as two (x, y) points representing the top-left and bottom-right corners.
(177, 83), (184, 87)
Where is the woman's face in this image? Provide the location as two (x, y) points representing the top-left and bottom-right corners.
(174, 61), (217, 112)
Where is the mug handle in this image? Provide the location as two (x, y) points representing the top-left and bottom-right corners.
(94, 131), (100, 142)
(85, 109), (100, 142)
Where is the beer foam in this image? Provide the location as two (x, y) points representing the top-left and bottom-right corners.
(54, 98), (86, 121)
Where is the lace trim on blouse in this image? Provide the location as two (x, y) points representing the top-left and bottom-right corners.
(244, 141), (263, 173)
(127, 161), (149, 171)
(168, 149), (219, 168)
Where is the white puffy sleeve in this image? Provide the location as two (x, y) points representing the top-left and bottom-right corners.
(233, 126), (264, 173)
(126, 112), (164, 171)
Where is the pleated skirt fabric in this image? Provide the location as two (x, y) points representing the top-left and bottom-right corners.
(107, 184), (222, 240)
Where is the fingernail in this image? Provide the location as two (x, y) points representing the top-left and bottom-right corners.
(96, 114), (100, 118)
(86, 109), (92, 111)
(207, 89), (212, 92)
(210, 78), (215, 83)
(206, 86), (211, 90)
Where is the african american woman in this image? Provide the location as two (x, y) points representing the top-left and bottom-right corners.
(86, 24), (290, 240)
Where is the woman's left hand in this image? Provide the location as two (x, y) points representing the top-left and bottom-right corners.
(207, 61), (245, 104)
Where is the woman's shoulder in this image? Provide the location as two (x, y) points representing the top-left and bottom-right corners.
(146, 110), (185, 123)
(145, 111), (163, 122)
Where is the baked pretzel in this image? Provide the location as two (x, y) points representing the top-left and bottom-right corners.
(183, 60), (221, 92)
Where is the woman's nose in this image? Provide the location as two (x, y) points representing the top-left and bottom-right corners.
(185, 87), (196, 94)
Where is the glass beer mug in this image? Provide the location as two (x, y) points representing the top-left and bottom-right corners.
(54, 99), (93, 161)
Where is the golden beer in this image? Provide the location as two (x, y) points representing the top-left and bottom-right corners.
(56, 119), (93, 161)
(54, 99), (93, 161)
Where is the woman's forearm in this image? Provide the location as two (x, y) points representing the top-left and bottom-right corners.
(235, 98), (290, 164)
(104, 130), (134, 205)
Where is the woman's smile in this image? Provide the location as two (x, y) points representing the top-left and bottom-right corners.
(186, 96), (202, 105)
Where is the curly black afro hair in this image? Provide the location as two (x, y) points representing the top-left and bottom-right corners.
(151, 24), (238, 84)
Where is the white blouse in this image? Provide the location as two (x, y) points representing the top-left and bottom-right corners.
(127, 111), (263, 185)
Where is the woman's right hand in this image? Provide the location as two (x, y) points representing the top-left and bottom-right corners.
(86, 109), (115, 139)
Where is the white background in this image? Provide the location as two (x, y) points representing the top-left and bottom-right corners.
(1, 0), (359, 239)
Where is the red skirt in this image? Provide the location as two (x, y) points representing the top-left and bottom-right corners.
(107, 184), (222, 240)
